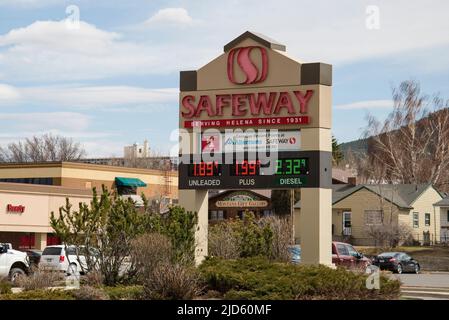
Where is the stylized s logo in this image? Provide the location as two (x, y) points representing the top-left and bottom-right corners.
(227, 46), (268, 85)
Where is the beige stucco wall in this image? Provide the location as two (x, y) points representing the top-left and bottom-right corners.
(406, 187), (442, 243)
(0, 190), (91, 233)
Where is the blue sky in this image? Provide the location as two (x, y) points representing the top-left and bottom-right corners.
(0, 0), (448, 157)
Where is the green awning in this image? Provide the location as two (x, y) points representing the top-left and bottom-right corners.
(115, 177), (147, 187)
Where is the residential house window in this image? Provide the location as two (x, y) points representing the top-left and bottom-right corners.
(425, 213), (431, 226)
(364, 210), (382, 225)
(413, 212), (419, 228)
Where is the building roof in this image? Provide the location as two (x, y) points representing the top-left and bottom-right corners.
(223, 31), (286, 52)
(294, 183), (435, 210)
(434, 197), (449, 207)
(0, 161), (177, 177)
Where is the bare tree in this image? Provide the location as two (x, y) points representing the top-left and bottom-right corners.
(362, 80), (449, 190)
(0, 134), (86, 162)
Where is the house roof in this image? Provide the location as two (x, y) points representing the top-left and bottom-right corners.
(223, 31), (286, 52)
(434, 197), (449, 207)
(294, 183), (434, 210)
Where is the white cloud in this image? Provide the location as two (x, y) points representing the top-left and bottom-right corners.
(145, 8), (194, 26)
(0, 20), (163, 82)
(0, 0), (60, 7)
(0, 84), (20, 101)
(335, 100), (393, 110)
(0, 112), (90, 131)
(0, 84), (178, 109)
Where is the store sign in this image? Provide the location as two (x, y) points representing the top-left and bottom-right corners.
(227, 46), (268, 85)
(199, 130), (300, 153)
(216, 200), (268, 208)
(181, 90), (314, 121)
(216, 192), (268, 208)
(6, 204), (25, 214)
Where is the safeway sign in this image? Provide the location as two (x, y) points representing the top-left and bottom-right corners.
(199, 130), (301, 153)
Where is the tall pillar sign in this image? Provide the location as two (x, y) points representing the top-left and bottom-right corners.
(179, 31), (332, 265)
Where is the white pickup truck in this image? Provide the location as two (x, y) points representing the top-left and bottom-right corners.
(0, 243), (29, 282)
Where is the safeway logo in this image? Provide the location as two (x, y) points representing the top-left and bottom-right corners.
(227, 46), (268, 85)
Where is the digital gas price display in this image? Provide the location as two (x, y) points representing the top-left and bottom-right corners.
(188, 161), (222, 177)
(179, 152), (324, 190)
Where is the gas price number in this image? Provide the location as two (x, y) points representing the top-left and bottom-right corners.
(188, 161), (221, 177)
(275, 158), (308, 175)
(231, 160), (261, 176)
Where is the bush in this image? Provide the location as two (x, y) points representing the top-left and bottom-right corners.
(16, 270), (64, 291)
(72, 285), (108, 300)
(208, 222), (240, 259)
(145, 206), (197, 264)
(142, 262), (202, 300)
(81, 270), (104, 287)
(131, 233), (173, 282)
(0, 277), (12, 294)
(0, 289), (74, 300)
(208, 212), (273, 259)
(199, 257), (401, 300)
(104, 285), (143, 300)
(259, 216), (293, 261)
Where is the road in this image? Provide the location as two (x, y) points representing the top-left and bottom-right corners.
(392, 273), (449, 288)
(390, 273), (449, 299)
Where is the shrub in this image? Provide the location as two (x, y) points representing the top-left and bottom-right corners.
(142, 262), (202, 300)
(131, 233), (173, 282)
(104, 285), (144, 300)
(16, 270), (64, 291)
(199, 257), (401, 300)
(72, 285), (108, 300)
(0, 289), (74, 300)
(145, 206), (198, 264)
(259, 216), (293, 261)
(0, 277), (12, 294)
(82, 270), (104, 287)
(208, 212), (278, 260)
(208, 222), (240, 259)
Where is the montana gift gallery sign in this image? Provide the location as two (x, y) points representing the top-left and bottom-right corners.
(178, 31), (333, 265)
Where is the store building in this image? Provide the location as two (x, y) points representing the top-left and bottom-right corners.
(0, 182), (92, 250)
(0, 162), (179, 250)
(208, 190), (272, 221)
(0, 161), (178, 200)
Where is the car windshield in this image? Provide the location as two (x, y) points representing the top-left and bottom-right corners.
(42, 247), (62, 256)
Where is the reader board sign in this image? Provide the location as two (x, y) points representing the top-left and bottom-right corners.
(199, 130), (301, 153)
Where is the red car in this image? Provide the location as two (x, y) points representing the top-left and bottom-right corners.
(332, 241), (371, 270)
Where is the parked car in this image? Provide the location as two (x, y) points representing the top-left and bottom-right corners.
(372, 252), (420, 274)
(332, 241), (371, 270)
(0, 243), (29, 282)
(288, 245), (301, 264)
(39, 245), (95, 275)
(26, 249), (42, 268)
(287, 242), (371, 270)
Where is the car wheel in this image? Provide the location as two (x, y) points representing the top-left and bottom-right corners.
(414, 264), (420, 274)
(396, 264), (403, 274)
(9, 267), (26, 284)
(67, 263), (78, 276)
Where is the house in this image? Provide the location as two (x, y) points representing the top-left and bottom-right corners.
(433, 197), (449, 243)
(294, 183), (442, 246)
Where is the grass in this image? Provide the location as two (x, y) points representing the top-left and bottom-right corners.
(356, 245), (449, 271)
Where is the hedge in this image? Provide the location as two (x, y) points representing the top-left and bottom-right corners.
(199, 257), (401, 300)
